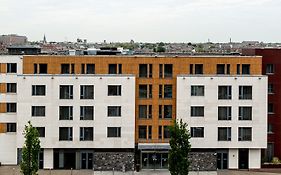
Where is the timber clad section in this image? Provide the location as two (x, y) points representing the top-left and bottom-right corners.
(0, 123), (7, 133)
(0, 63), (7, 73)
(23, 55), (262, 143)
(0, 83), (7, 93)
(0, 103), (7, 113)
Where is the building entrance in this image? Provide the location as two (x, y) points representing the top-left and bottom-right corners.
(80, 152), (93, 169)
(216, 151), (228, 169)
(141, 152), (168, 169)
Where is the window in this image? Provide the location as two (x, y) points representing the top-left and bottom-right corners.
(191, 86), (204, 96)
(218, 127), (231, 141)
(164, 64), (173, 78)
(164, 85), (172, 98)
(36, 127), (45, 137)
(32, 85), (46, 96)
(32, 106), (45, 117)
(191, 127), (204, 137)
(86, 64), (95, 74)
(159, 126), (162, 139)
(139, 85), (152, 98)
(39, 64), (47, 74)
(108, 64), (122, 74)
(218, 107), (231, 120)
(107, 106), (121, 117)
(80, 106), (94, 120)
(80, 127), (93, 141)
(59, 106), (73, 120)
(268, 84), (274, 94)
(191, 106), (204, 117)
(195, 64), (203, 74)
(148, 125), (152, 139)
(139, 64), (148, 78)
(242, 64), (250, 74)
(268, 103), (274, 114)
(60, 85), (73, 99)
(7, 123), (16, 132)
(159, 105), (172, 119)
(237, 64), (240, 74)
(7, 63), (17, 73)
(139, 126), (147, 139)
(164, 126), (170, 139)
(190, 64), (193, 74)
(59, 127), (73, 141)
(218, 86), (232, 100)
(7, 103), (16, 113)
(268, 124), (273, 134)
(139, 105), (152, 119)
(266, 64), (274, 74)
(80, 85), (94, 99)
(7, 83), (16, 93)
(107, 127), (121, 137)
(61, 64), (69, 74)
(239, 107), (252, 120)
(108, 85), (121, 96)
(238, 127), (252, 141)
(239, 86), (252, 100)
(217, 64), (225, 74)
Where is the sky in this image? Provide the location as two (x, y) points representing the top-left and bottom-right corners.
(0, 0), (281, 43)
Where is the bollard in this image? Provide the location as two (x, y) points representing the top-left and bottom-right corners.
(122, 164), (125, 173)
(49, 168), (52, 175)
(71, 167), (73, 175)
(13, 167), (15, 175)
(92, 168), (95, 175)
(112, 167), (115, 175)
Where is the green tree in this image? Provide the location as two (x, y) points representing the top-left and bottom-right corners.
(168, 119), (191, 175)
(20, 121), (41, 175)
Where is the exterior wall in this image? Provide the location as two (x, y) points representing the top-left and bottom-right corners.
(0, 134), (17, 164)
(229, 149), (239, 169)
(16, 75), (135, 149)
(189, 152), (217, 170)
(177, 76), (267, 149)
(43, 149), (53, 169)
(249, 149), (261, 169)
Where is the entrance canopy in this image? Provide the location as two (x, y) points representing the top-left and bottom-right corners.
(138, 144), (170, 150)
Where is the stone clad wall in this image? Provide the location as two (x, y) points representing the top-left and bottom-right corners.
(93, 152), (134, 171)
(189, 152), (217, 171)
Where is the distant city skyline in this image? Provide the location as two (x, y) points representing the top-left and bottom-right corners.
(1, 0), (281, 43)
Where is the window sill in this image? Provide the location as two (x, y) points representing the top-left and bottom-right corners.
(6, 93), (17, 95)
(266, 73), (274, 75)
(268, 112), (275, 115)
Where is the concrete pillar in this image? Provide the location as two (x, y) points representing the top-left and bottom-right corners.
(44, 148), (54, 169)
(228, 149), (238, 169)
(249, 149), (261, 169)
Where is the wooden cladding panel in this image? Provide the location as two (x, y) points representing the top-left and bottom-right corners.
(0, 63), (7, 73)
(0, 123), (7, 133)
(0, 103), (7, 113)
(0, 83), (7, 93)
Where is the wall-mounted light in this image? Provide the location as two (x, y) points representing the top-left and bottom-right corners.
(127, 77), (130, 79)
(183, 77), (186, 80)
(51, 76), (54, 79)
(234, 77), (237, 80)
(259, 77), (261, 80)
(23, 76), (26, 79)
(210, 77), (213, 80)
(76, 77), (78, 79)
(99, 77), (102, 79)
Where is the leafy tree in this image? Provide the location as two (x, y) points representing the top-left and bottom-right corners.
(168, 119), (191, 175)
(20, 121), (41, 175)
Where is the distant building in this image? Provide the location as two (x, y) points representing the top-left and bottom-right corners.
(0, 34), (27, 45)
(7, 45), (41, 55)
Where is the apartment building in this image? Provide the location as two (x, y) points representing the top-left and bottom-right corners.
(242, 48), (281, 163)
(0, 55), (267, 170)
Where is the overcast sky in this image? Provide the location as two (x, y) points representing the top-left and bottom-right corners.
(1, 0), (281, 43)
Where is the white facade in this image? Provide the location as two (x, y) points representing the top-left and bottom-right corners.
(177, 75), (267, 169)
(16, 75), (136, 149)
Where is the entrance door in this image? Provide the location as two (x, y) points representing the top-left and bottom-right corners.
(239, 149), (249, 169)
(81, 152), (93, 169)
(217, 152), (228, 169)
(141, 152), (168, 169)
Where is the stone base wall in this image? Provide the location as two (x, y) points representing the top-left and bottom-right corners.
(93, 152), (134, 171)
(189, 152), (217, 171)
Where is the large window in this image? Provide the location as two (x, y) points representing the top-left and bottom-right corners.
(7, 83), (17, 93)
(217, 64), (225, 74)
(191, 86), (204, 96)
(32, 85), (46, 96)
(268, 103), (274, 114)
(159, 64), (173, 78)
(218, 106), (231, 120)
(268, 84), (274, 94)
(59, 106), (73, 120)
(266, 64), (274, 74)
(7, 123), (16, 132)
(238, 127), (252, 141)
(239, 107), (252, 120)
(80, 106), (94, 120)
(59, 85), (73, 99)
(87, 64), (95, 74)
(138, 126), (147, 139)
(34, 64), (48, 74)
(107, 127), (121, 137)
(61, 64), (74, 74)
(139, 85), (152, 98)
(164, 126), (170, 139)
(195, 64), (203, 74)
(107, 106), (121, 117)
(139, 64), (151, 78)
(191, 106), (204, 117)
(7, 103), (16, 113)
(218, 86), (232, 100)
(159, 84), (172, 98)
(218, 127), (231, 141)
(32, 106), (45, 117)
(7, 63), (17, 73)
(80, 85), (94, 99)
(108, 85), (121, 96)
(108, 64), (122, 74)
(159, 105), (172, 119)
(59, 127), (73, 141)
(191, 127), (204, 137)
(36, 127), (45, 137)
(239, 86), (252, 100)
(80, 127), (93, 141)
(242, 64), (250, 74)
(139, 105), (152, 119)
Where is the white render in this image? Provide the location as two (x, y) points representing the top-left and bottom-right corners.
(16, 75), (136, 149)
(177, 75), (267, 169)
